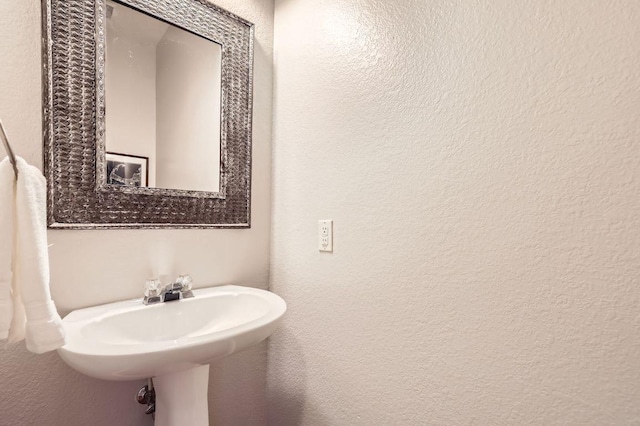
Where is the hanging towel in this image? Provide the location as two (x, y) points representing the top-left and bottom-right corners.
(2, 157), (66, 353)
(0, 158), (15, 339)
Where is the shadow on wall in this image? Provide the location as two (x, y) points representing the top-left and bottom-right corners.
(0, 343), (151, 426)
(267, 329), (330, 426)
(209, 342), (270, 425)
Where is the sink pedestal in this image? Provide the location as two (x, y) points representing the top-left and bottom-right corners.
(153, 364), (210, 426)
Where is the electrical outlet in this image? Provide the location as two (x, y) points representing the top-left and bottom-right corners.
(318, 220), (333, 252)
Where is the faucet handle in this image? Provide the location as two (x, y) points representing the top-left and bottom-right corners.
(143, 279), (163, 305)
(176, 274), (192, 290)
(144, 279), (162, 296)
(176, 274), (194, 298)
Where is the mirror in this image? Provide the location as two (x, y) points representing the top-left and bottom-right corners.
(105, 1), (222, 193)
(42, 0), (254, 228)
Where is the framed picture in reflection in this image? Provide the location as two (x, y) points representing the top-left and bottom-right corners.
(106, 152), (149, 187)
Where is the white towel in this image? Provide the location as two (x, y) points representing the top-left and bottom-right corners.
(0, 156), (65, 353)
(0, 158), (15, 339)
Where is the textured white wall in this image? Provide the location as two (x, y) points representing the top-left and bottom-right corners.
(0, 0), (273, 425)
(269, 0), (640, 424)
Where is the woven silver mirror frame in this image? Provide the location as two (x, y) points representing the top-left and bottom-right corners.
(42, 0), (254, 229)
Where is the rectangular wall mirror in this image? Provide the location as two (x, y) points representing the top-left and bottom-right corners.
(42, 0), (254, 228)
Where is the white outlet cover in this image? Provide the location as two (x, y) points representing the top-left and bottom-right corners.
(318, 220), (333, 252)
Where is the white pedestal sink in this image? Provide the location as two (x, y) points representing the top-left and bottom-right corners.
(57, 285), (286, 425)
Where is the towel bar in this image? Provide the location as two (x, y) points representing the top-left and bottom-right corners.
(0, 120), (18, 178)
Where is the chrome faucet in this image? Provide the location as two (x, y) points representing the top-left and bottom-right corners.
(143, 275), (194, 305)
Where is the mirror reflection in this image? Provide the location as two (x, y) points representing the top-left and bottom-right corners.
(105, 1), (222, 193)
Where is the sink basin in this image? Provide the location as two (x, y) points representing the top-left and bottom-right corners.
(58, 285), (286, 426)
(59, 285), (286, 380)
